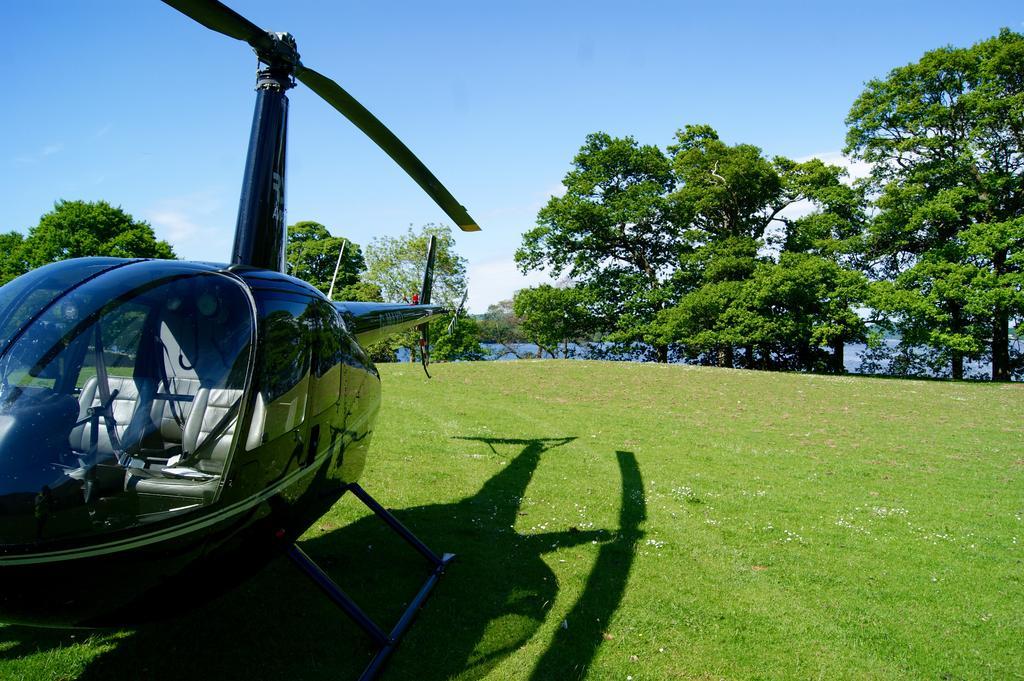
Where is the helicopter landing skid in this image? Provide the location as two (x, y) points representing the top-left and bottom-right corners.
(286, 483), (455, 681)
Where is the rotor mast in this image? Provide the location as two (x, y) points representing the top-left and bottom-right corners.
(231, 32), (298, 272)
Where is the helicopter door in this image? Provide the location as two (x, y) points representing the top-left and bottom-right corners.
(307, 299), (346, 469)
(242, 293), (316, 488)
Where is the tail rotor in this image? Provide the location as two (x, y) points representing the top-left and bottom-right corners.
(418, 236), (438, 378)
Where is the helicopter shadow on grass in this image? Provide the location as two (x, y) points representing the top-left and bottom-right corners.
(3, 437), (644, 681)
(365, 438), (646, 681)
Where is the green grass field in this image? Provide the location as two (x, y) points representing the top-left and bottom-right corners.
(2, 361), (1022, 680)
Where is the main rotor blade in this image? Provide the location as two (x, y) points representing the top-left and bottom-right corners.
(161, 0), (276, 54)
(161, 0), (480, 232)
(296, 66), (481, 232)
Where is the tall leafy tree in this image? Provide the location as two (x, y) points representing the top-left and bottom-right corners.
(777, 159), (870, 259)
(364, 224), (467, 306)
(431, 316), (484, 361)
(664, 126), (868, 370)
(778, 160), (872, 370)
(666, 125), (798, 369)
(513, 284), (595, 358)
(20, 200), (175, 270)
(659, 252), (867, 373)
(846, 28), (1024, 380)
(363, 223), (468, 361)
(0, 232), (27, 286)
(285, 221), (365, 299)
(337, 280), (384, 303)
(476, 299), (527, 358)
(669, 125), (789, 241)
(653, 237), (761, 367)
(516, 133), (682, 362)
(729, 254), (868, 372)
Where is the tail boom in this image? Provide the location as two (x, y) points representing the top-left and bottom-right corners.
(335, 302), (448, 348)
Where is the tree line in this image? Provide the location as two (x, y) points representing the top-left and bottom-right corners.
(512, 29), (1023, 381)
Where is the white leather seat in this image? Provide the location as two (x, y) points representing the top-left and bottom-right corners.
(181, 388), (242, 475)
(148, 377), (202, 457)
(70, 376), (151, 456)
(126, 387), (242, 503)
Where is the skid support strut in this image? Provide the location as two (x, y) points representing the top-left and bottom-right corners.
(286, 483), (455, 681)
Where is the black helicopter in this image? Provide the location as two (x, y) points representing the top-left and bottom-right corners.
(0, 1), (477, 675)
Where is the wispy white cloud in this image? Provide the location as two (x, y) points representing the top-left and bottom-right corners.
(467, 257), (554, 313)
(145, 191), (231, 261)
(478, 181), (567, 225)
(547, 181), (567, 199)
(149, 209), (201, 243)
(92, 124), (112, 140)
(13, 142), (64, 165)
(796, 151), (873, 182)
(777, 197), (816, 222)
(773, 151), (873, 224)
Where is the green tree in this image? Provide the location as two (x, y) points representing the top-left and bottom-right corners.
(338, 281), (384, 303)
(364, 224), (467, 305)
(846, 29), (1024, 380)
(0, 232), (27, 285)
(664, 126), (868, 370)
(778, 161), (872, 371)
(667, 125), (807, 368)
(286, 221), (365, 299)
(653, 237), (761, 367)
(476, 299), (526, 358)
(778, 159), (870, 259)
(659, 253), (867, 373)
(431, 316), (485, 361)
(516, 133), (682, 362)
(728, 254), (868, 372)
(363, 224), (468, 361)
(513, 285), (595, 358)
(669, 124), (789, 242)
(20, 200), (175, 270)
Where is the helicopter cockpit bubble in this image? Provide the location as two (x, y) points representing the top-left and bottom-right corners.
(0, 259), (254, 549)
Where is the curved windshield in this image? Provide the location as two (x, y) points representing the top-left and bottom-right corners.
(0, 262), (253, 547)
(0, 257), (131, 357)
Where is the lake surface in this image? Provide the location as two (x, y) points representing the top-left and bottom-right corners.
(396, 339), (997, 379)
(480, 340), (995, 378)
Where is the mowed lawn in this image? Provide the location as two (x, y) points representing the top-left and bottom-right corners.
(1, 361), (1021, 680)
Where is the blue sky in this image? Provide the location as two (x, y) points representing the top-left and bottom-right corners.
(4, 1), (1021, 311)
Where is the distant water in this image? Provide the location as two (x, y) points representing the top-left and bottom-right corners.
(398, 340), (996, 379)
(481, 340), (996, 378)
(843, 340), (991, 377)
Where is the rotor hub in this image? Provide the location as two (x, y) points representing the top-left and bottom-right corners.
(255, 31), (299, 66)
(254, 32), (299, 91)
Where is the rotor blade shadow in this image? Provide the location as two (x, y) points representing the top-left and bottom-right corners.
(528, 450), (645, 681)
